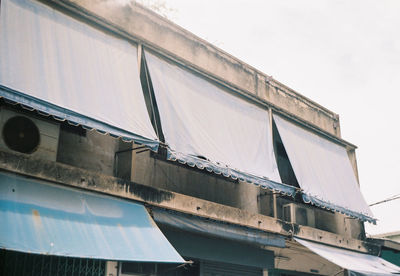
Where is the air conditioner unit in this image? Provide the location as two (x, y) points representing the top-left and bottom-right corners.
(0, 108), (60, 161)
(283, 203), (315, 227)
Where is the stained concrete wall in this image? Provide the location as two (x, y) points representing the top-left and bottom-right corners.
(114, 140), (134, 181)
(132, 151), (259, 213)
(258, 196), (364, 239)
(0, 148), (379, 254)
(54, 125), (364, 238)
(56, 128), (119, 176)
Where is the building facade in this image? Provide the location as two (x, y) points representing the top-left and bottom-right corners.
(1, 0), (400, 275)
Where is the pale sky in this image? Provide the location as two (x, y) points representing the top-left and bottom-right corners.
(142, 0), (400, 235)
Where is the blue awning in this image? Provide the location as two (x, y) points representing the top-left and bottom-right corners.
(0, 172), (184, 263)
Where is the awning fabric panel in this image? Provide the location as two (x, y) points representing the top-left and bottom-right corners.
(152, 208), (286, 248)
(160, 227), (275, 269)
(273, 115), (375, 223)
(145, 52), (296, 196)
(0, 172), (184, 263)
(295, 238), (400, 275)
(0, 0), (158, 150)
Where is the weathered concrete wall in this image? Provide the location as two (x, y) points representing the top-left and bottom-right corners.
(50, 0), (345, 140)
(130, 150), (362, 238)
(114, 140), (134, 181)
(57, 129), (119, 176)
(132, 151), (259, 213)
(334, 214), (365, 240)
(54, 113), (360, 238)
(315, 209), (364, 239)
(257, 196), (364, 240)
(258, 191), (275, 218)
(0, 149), (379, 254)
(57, 128), (138, 179)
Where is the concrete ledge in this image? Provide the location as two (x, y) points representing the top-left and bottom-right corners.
(296, 226), (379, 255)
(0, 150), (378, 254)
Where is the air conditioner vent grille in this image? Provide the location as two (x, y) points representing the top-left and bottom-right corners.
(3, 116), (40, 154)
(0, 108), (59, 161)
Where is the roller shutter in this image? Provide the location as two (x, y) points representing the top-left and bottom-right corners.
(202, 260), (262, 276)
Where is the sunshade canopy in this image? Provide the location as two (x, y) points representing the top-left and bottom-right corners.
(145, 51), (296, 196)
(0, 0), (158, 150)
(273, 115), (375, 223)
(295, 238), (400, 276)
(0, 172), (184, 262)
(152, 208), (286, 248)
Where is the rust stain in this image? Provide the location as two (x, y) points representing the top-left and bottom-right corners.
(32, 209), (42, 227)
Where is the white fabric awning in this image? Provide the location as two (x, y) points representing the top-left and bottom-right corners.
(144, 51), (297, 196)
(295, 238), (400, 275)
(0, 0), (158, 150)
(273, 115), (375, 222)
